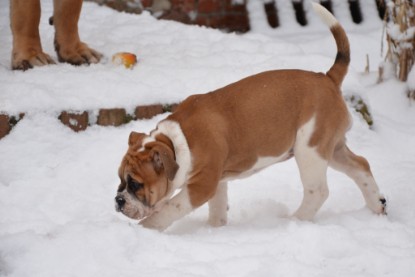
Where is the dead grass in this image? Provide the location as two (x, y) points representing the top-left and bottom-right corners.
(380, 0), (415, 98)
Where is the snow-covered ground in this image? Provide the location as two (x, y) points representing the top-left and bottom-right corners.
(1, 1), (415, 276)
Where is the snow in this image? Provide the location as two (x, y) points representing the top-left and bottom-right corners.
(408, 64), (415, 91)
(1, 1), (415, 276)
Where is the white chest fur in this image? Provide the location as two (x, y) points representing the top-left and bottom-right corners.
(151, 120), (192, 192)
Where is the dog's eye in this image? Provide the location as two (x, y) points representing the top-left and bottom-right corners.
(130, 180), (144, 192)
(117, 183), (126, 192)
(127, 176), (144, 192)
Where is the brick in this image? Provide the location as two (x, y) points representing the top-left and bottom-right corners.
(135, 104), (164, 119)
(195, 14), (222, 28)
(97, 108), (127, 126)
(59, 111), (89, 132)
(160, 9), (191, 24)
(194, 14), (209, 26)
(106, 1), (142, 14)
(141, 0), (153, 8)
(196, 9), (249, 32)
(224, 0), (247, 13)
(198, 0), (223, 13)
(162, 103), (179, 113)
(170, 0), (196, 13)
(0, 114), (11, 139)
(221, 13), (250, 32)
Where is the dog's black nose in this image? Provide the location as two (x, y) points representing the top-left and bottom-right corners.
(115, 196), (126, 209)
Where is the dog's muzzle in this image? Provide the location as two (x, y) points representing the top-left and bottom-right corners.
(114, 192), (154, 220)
(115, 196), (126, 212)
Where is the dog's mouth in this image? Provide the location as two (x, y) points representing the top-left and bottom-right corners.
(117, 205), (152, 220)
(115, 194), (154, 220)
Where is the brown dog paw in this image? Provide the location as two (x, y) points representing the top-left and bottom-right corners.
(54, 40), (102, 66)
(12, 49), (56, 71)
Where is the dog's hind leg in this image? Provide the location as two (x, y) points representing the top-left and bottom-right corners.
(208, 182), (228, 227)
(293, 146), (329, 220)
(329, 143), (387, 215)
(293, 118), (330, 220)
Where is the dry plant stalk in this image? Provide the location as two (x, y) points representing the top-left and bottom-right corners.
(365, 54), (370, 74)
(383, 0), (415, 82)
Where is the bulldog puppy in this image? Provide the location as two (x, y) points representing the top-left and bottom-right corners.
(115, 3), (387, 231)
(10, 0), (102, 70)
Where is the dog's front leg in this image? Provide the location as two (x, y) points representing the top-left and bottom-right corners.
(140, 187), (194, 231)
(208, 182), (228, 227)
(140, 160), (224, 231)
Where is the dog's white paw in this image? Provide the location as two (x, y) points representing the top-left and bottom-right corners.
(207, 217), (227, 227)
(379, 196), (387, 215)
(139, 214), (167, 231)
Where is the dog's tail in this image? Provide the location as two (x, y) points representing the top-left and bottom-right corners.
(312, 2), (350, 87)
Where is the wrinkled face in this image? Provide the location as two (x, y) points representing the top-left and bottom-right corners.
(115, 132), (178, 220)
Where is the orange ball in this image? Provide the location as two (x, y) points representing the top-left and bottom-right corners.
(112, 52), (137, 69)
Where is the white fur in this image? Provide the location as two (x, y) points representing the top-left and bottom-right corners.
(352, 172), (385, 212)
(143, 120), (193, 211)
(208, 182), (228, 227)
(312, 2), (338, 28)
(152, 120), (192, 192)
(140, 187), (193, 231)
(293, 116), (329, 220)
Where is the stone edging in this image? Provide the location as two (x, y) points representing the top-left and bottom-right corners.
(0, 103), (178, 140)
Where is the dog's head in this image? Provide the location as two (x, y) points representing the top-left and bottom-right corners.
(115, 131), (179, 220)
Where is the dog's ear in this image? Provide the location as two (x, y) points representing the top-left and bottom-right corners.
(128, 132), (146, 147)
(150, 143), (179, 181)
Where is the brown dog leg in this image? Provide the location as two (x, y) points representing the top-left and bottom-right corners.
(10, 0), (55, 70)
(53, 0), (102, 65)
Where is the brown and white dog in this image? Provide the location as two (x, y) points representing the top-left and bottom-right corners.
(10, 0), (102, 70)
(115, 3), (387, 231)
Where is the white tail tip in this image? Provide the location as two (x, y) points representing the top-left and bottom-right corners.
(312, 2), (338, 28)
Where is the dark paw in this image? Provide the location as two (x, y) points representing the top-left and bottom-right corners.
(379, 196), (387, 215)
(12, 60), (32, 71)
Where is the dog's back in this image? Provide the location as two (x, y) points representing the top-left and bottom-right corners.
(168, 3), (351, 162)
